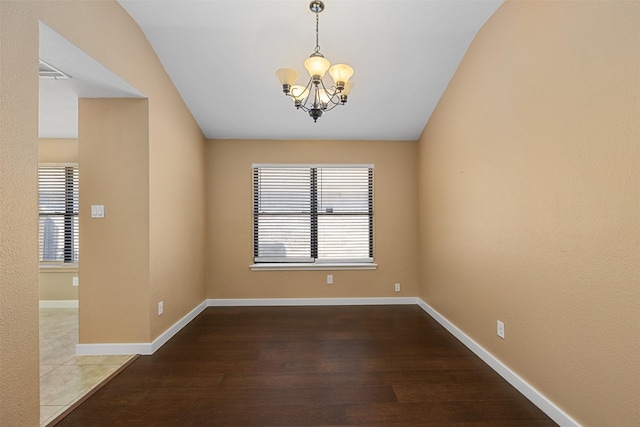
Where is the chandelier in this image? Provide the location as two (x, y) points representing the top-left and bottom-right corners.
(275, 0), (354, 122)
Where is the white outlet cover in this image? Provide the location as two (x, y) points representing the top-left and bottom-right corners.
(497, 320), (505, 339)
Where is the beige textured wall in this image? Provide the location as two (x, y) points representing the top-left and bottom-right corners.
(206, 139), (419, 299)
(1, 1), (206, 422)
(0, 1), (41, 424)
(417, 1), (640, 425)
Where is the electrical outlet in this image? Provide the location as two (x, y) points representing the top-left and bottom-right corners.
(327, 274), (333, 284)
(72, 276), (79, 287)
(497, 320), (505, 339)
(394, 283), (400, 292)
(158, 301), (164, 316)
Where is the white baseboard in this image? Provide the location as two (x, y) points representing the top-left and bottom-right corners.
(207, 297), (419, 306)
(416, 299), (580, 427)
(39, 300), (79, 308)
(72, 295), (578, 426)
(75, 342), (152, 356)
(75, 298), (413, 356)
(149, 300), (207, 353)
(76, 300), (207, 356)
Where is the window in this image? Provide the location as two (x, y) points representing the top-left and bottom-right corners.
(38, 165), (79, 263)
(253, 164), (373, 265)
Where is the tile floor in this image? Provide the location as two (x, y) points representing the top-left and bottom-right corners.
(39, 308), (133, 426)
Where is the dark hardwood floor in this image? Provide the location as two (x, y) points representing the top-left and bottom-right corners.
(54, 305), (557, 426)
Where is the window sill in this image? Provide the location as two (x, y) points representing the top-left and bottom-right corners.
(250, 263), (378, 271)
(39, 264), (78, 273)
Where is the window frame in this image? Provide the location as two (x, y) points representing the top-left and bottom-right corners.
(38, 163), (79, 266)
(251, 164), (376, 271)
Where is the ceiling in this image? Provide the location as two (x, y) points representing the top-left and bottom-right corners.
(39, 0), (504, 141)
(39, 23), (144, 139)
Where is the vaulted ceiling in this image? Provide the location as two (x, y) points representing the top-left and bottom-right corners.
(39, 0), (504, 141)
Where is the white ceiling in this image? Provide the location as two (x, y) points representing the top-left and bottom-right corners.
(39, 0), (504, 141)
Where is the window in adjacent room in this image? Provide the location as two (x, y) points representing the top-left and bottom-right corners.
(253, 164), (373, 264)
(38, 165), (79, 264)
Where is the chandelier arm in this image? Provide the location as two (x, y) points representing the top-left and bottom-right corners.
(326, 92), (343, 106)
(285, 78), (315, 111)
(322, 100), (344, 112)
(287, 75), (344, 112)
(308, 84), (316, 107)
(318, 79), (343, 107)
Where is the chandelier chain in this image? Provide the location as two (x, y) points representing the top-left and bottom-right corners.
(314, 10), (321, 55)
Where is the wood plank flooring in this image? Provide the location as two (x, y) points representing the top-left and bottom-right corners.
(54, 305), (557, 426)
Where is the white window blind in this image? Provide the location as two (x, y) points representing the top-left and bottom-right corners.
(253, 165), (373, 263)
(38, 166), (79, 263)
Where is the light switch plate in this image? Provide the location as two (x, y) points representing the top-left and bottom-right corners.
(497, 320), (505, 339)
(91, 205), (105, 218)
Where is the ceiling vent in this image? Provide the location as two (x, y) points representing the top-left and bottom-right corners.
(39, 60), (71, 79)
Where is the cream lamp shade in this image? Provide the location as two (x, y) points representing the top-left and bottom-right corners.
(276, 68), (298, 86)
(328, 64), (353, 87)
(304, 55), (330, 78)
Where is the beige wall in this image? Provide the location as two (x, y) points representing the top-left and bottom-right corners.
(79, 98), (151, 343)
(3, 0), (637, 425)
(206, 139), (419, 299)
(38, 138), (78, 164)
(148, 88), (207, 340)
(39, 271), (79, 301)
(38, 2), (206, 345)
(1, 1), (206, 423)
(417, 1), (640, 425)
(0, 1), (41, 424)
